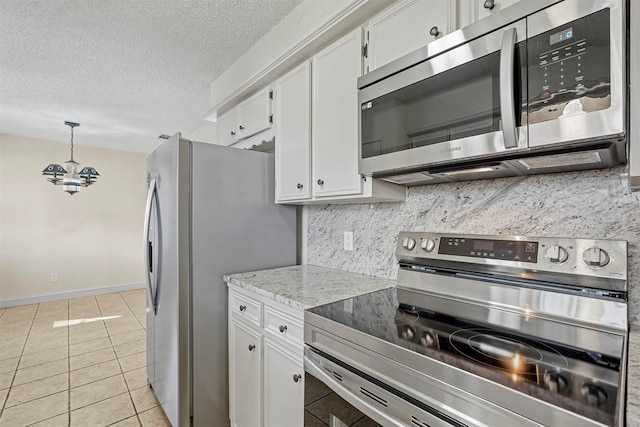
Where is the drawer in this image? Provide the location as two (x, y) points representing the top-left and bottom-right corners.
(264, 305), (303, 348)
(229, 290), (262, 327)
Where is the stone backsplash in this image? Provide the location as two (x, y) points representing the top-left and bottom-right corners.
(306, 167), (640, 323)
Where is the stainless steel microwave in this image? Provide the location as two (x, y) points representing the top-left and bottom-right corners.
(358, 0), (626, 185)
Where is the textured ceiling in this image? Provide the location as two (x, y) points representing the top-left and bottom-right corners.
(0, 0), (303, 153)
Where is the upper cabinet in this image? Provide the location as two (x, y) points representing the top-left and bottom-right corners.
(217, 88), (272, 146)
(274, 61), (312, 202)
(217, 108), (238, 147)
(312, 29), (363, 198)
(237, 88), (272, 140)
(475, 0), (522, 20)
(458, 0), (523, 27)
(365, 0), (456, 73)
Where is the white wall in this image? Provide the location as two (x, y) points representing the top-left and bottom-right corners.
(0, 134), (147, 304)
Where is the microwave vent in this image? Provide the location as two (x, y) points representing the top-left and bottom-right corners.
(518, 151), (603, 170)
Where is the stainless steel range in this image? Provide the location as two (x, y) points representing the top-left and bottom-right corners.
(304, 232), (628, 427)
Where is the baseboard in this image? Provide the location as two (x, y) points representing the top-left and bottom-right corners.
(0, 283), (145, 308)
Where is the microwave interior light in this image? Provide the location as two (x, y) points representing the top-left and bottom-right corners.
(383, 172), (435, 184)
(518, 151), (602, 170)
(440, 166), (499, 176)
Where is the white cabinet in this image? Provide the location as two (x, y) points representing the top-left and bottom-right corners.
(218, 89), (272, 146)
(237, 88), (273, 140)
(217, 108), (239, 146)
(275, 61), (312, 202)
(458, 0), (523, 27)
(263, 337), (304, 427)
(312, 28), (363, 198)
(228, 286), (304, 427)
(229, 320), (262, 427)
(365, 0), (455, 72)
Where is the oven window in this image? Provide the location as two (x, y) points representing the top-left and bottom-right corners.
(361, 45), (525, 159)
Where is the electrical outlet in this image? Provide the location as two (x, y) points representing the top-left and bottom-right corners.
(344, 231), (354, 251)
(50, 273), (58, 282)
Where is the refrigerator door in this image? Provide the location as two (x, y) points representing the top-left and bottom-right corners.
(191, 142), (296, 426)
(145, 154), (156, 392)
(146, 134), (191, 427)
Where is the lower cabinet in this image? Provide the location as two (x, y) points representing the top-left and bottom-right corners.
(228, 285), (304, 427)
(229, 321), (262, 427)
(263, 337), (304, 427)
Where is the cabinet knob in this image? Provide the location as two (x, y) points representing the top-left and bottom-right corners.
(248, 344), (255, 351)
(430, 26), (440, 37)
(484, 0), (495, 10)
(297, 183), (303, 189)
(293, 374), (301, 383)
(239, 305), (246, 312)
(317, 179), (324, 186)
(239, 125), (245, 130)
(230, 131), (236, 136)
(279, 325), (287, 333)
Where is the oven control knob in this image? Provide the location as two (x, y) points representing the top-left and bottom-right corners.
(401, 326), (415, 341)
(543, 372), (567, 393)
(581, 247), (611, 268)
(402, 237), (416, 250)
(420, 331), (436, 347)
(580, 383), (607, 406)
(421, 238), (436, 252)
(544, 245), (569, 264)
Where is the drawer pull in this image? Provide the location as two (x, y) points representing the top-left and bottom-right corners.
(293, 374), (301, 383)
(239, 305), (247, 312)
(279, 325), (287, 333)
(248, 344), (255, 351)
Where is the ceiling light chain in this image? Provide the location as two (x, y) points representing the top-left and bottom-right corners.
(42, 121), (100, 195)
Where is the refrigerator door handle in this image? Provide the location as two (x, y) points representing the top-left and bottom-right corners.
(144, 178), (158, 315)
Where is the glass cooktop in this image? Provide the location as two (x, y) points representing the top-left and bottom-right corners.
(306, 286), (620, 425)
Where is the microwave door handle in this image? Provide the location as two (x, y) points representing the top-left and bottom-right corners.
(143, 178), (158, 315)
(500, 27), (518, 149)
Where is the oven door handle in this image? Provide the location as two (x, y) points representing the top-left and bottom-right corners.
(500, 27), (518, 149)
(304, 355), (408, 427)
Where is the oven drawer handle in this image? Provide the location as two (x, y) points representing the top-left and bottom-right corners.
(304, 355), (407, 427)
(499, 27), (518, 149)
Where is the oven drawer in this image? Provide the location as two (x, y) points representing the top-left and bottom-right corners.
(264, 305), (303, 350)
(229, 289), (262, 327)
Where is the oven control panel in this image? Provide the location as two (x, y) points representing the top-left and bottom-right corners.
(397, 232), (627, 283)
(438, 236), (538, 263)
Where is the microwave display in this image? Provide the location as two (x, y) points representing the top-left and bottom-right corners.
(526, 9), (611, 124)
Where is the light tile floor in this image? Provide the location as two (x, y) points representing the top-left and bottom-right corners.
(0, 289), (171, 427)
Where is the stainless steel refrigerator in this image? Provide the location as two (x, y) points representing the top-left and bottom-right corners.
(143, 134), (296, 426)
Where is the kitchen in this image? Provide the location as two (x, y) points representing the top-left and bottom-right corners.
(1, 0), (639, 426)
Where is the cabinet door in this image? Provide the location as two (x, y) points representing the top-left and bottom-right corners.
(312, 29), (363, 198)
(367, 0), (453, 72)
(263, 338), (304, 427)
(217, 108), (238, 146)
(275, 61), (312, 202)
(229, 321), (262, 427)
(475, 0), (522, 21)
(238, 88), (272, 140)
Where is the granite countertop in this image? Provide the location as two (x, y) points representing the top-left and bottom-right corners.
(223, 264), (395, 310)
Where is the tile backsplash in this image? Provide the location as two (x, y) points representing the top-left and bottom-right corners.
(306, 166), (640, 323)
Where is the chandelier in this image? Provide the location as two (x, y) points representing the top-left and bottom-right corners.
(42, 121), (99, 195)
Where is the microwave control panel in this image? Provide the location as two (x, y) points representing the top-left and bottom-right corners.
(526, 8), (611, 124)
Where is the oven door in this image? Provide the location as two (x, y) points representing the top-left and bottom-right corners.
(358, 19), (527, 177)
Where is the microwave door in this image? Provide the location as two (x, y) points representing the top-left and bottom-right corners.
(358, 19), (527, 177)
